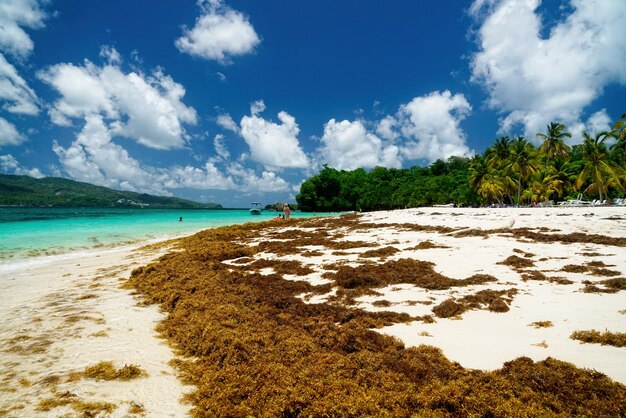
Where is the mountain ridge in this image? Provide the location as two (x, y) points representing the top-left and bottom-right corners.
(0, 174), (222, 209)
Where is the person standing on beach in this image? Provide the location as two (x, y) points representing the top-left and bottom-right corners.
(282, 204), (291, 220)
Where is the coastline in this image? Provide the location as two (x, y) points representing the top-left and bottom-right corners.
(1, 207), (625, 415)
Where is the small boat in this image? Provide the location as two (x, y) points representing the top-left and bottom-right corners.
(249, 202), (262, 215)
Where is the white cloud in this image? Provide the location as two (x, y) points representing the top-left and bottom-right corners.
(99, 45), (122, 65)
(53, 114), (237, 195)
(250, 99), (266, 116)
(0, 0), (47, 59)
(396, 90), (472, 161)
(239, 107), (309, 169)
(584, 110), (612, 135)
(40, 54), (198, 149)
(0, 154), (43, 177)
(226, 162), (290, 192)
(39, 61), (116, 120)
(52, 114), (157, 192)
(216, 112), (238, 132)
(318, 119), (401, 170)
(52, 114), (294, 196)
(158, 161), (235, 190)
(0, 116), (23, 146)
(213, 133), (230, 160)
(376, 115), (399, 141)
(470, 0), (626, 140)
(565, 110), (614, 145)
(0, 53), (39, 115)
(175, 0), (260, 64)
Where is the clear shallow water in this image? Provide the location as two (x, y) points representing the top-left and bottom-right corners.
(0, 207), (332, 264)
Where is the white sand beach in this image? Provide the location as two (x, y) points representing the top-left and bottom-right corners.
(264, 207), (626, 384)
(0, 243), (193, 417)
(1, 207), (625, 416)
(360, 207), (626, 382)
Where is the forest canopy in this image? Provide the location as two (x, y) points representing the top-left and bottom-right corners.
(296, 113), (626, 211)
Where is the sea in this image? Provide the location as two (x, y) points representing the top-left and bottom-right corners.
(0, 207), (333, 267)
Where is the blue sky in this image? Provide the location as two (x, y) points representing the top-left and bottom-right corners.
(0, 0), (624, 207)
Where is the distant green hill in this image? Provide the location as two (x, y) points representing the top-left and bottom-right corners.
(0, 175), (222, 209)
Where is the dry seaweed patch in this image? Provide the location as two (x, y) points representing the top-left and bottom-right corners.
(3, 335), (53, 355)
(570, 330), (626, 347)
(124, 219), (626, 416)
(301, 249), (324, 257)
(80, 361), (147, 381)
(498, 255), (535, 269)
(432, 289), (517, 318)
(561, 263), (621, 277)
(359, 246), (400, 258)
(513, 248), (535, 258)
(521, 270), (573, 285)
(325, 259), (498, 291)
(581, 278), (626, 294)
(248, 259), (314, 276)
(529, 321), (554, 329)
(409, 241), (450, 250)
(37, 391), (117, 415)
(453, 227), (626, 247)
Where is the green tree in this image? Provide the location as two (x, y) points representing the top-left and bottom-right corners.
(575, 131), (624, 201)
(536, 122), (571, 161)
(505, 137), (540, 205)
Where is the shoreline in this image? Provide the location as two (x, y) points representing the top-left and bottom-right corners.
(1, 207), (625, 415)
(0, 237), (193, 416)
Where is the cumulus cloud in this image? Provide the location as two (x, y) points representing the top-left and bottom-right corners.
(0, 116), (23, 146)
(0, 53), (39, 115)
(395, 90), (472, 161)
(40, 52), (198, 149)
(52, 114), (292, 196)
(175, 0), (260, 64)
(318, 119), (401, 170)
(226, 162), (290, 192)
(53, 114), (236, 195)
(239, 106), (309, 169)
(376, 115), (399, 141)
(0, 0), (47, 59)
(470, 0), (626, 140)
(216, 112), (238, 132)
(0, 154), (43, 177)
(0, 0), (45, 137)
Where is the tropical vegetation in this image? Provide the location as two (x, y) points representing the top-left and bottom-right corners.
(297, 114), (626, 211)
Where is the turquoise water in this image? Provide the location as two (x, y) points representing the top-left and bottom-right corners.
(0, 208), (331, 264)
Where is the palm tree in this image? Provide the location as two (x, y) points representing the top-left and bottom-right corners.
(469, 155), (509, 205)
(610, 113), (626, 164)
(522, 171), (555, 204)
(612, 112), (626, 140)
(576, 131), (624, 201)
(468, 156), (488, 191)
(506, 137), (540, 205)
(536, 122), (571, 161)
(485, 136), (511, 169)
(544, 159), (575, 200)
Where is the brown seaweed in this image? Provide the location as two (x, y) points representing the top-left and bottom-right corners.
(570, 330), (626, 347)
(123, 217), (626, 417)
